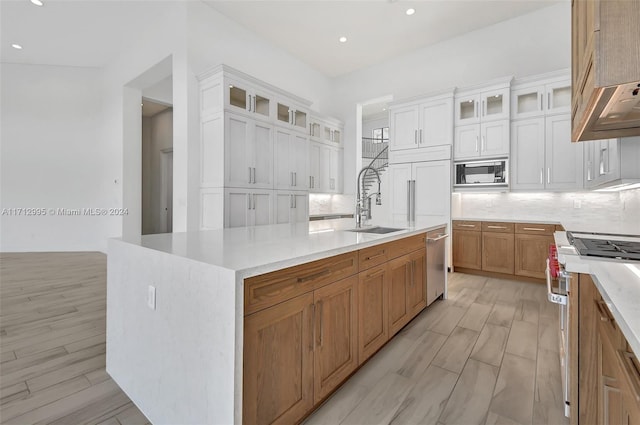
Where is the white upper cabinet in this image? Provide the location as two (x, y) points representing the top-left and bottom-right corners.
(224, 113), (273, 190)
(319, 145), (342, 193)
(455, 85), (510, 125)
(389, 91), (454, 153)
(309, 116), (344, 147)
(510, 71), (571, 120)
(225, 77), (273, 121)
(308, 142), (321, 192)
(511, 114), (583, 191)
(454, 80), (511, 160)
(275, 128), (308, 191)
(276, 100), (308, 133)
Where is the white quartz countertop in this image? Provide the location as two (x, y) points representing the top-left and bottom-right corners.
(119, 218), (447, 279)
(554, 231), (640, 358)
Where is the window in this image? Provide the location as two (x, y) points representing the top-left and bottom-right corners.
(371, 127), (388, 143)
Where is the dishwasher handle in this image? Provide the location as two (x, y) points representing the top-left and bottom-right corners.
(546, 258), (567, 305)
(427, 233), (449, 242)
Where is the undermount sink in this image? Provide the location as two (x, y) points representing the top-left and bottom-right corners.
(347, 226), (404, 234)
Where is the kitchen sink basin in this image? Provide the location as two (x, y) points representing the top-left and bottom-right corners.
(347, 226), (404, 234)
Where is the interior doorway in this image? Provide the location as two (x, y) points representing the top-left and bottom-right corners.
(141, 93), (173, 235)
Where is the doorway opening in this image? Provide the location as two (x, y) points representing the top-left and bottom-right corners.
(142, 93), (173, 235)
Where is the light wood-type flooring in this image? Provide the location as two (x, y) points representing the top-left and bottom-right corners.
(1, 253), (567, 425)
(305, 272), (568, 425)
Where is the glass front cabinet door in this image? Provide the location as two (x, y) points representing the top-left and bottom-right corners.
(226, 78), (272, 120)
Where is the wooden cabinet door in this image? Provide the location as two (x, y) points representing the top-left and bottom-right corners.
(313, 276), (358, 403)
(358, 264), (389, 364)
(407, 248), (427, 319)
(243, 293), (314, 425)
(599, 324), (623, 425)
(482, 232), (514, 274)
(388, 255), (410, 336)
(514, 234), (554, 279)
(452, 230), (482, 270)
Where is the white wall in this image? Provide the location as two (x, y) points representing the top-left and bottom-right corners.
(0, 63), (119, 252)
(142, 109), (173, 235)
(333, 3), (571, 196)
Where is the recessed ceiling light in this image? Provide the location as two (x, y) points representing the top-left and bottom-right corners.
(30, 0), (44, 6)
(406, 8), (415, 16)
(11, 44), (23, 50)
(339, 36), (347, 43)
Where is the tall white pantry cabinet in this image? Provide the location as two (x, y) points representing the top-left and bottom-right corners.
(198, 65), (342, 229)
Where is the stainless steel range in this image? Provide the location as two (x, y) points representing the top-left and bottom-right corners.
(567, 231), (640, 261)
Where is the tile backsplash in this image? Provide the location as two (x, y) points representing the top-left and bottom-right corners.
(453, 190), (640, 232)
(309, 194), (355, 216)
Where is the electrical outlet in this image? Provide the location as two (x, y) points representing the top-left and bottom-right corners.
(574, 200), (582, 209)
(147, 285), (156, 310)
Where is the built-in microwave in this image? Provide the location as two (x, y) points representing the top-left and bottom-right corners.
(454, 159), (508, 187)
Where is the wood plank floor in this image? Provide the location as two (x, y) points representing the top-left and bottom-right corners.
(1, 253), (567, 425)
(305, 272), (569, 425)
(0, 252), (150, 425)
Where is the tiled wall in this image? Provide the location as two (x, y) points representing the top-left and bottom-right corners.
(309, 194), (355, 216)
(453, 190), (640, 232)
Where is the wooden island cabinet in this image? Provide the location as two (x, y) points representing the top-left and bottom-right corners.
(453, 219), (561, 283)
(242, 231), (438, 424)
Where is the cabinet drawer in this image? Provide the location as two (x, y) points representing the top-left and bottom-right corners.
(359, 243), (391, 271)
(481, 222), (514, 233)
(453, 220), (481, 231)
(515, 223), (555, 235)
(387, 233), (426, 260)
(244, 251), (358, 315)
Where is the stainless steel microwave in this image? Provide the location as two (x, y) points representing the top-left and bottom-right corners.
(454, 159), (508, 187)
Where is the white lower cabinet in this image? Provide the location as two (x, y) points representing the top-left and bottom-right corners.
(388, 160), (451, 222)
(511, 114), (583, 191)
(225, 189), (273, 228)
(275, 191), (309, 224)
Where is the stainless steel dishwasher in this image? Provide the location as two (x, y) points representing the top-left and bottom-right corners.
(426, 227), (448, 305)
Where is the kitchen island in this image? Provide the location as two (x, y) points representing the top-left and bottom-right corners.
(106, 218), (448, 425)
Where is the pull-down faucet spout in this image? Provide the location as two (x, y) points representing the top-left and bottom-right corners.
(356, 166), (382, 228)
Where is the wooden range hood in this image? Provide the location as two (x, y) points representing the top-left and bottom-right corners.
(571, 0), (640, 142)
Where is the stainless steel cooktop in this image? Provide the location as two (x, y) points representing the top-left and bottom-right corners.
(567, 231), (640, 261)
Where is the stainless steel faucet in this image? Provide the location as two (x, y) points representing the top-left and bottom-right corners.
(356, 166), (382, 228)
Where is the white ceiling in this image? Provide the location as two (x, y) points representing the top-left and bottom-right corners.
(205, 0), (563, 77)
(1, 0), (562, 76)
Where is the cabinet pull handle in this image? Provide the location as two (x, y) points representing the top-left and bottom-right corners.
(414, 130), (418, 144)
(317, 300), (324, 347)
(290, 194), (294, 209)
(297, 269), (332, 283)
(540, 168), (543, 184)
(419, 129), (423, 144)
(366, 269), (385, 279)
(252, 96), (256, 113)
(291, 172), (294, 187)
(540, 93), (543, 111)
(248, 167), (252, 184)
(253, 194), (256, 210)
(487, 225), (507, 229)
(595, 300), (612, 322)
(548, 92), (551, 110)
(458, 224), (476, 228)
(365, 251), (386, 261)
(522, 227), (545, 231)
(427, 233), (449, 242)
(617, 349), (640, 403)
(482, 100), (485, 116)
(309, 303), (315, 351)
(252, 168), (256, 184)
(547, 168), (550, 184)
(247, 193), (251, 210)
(247, 94), (252, 112)
(294, 172), (297, 187)
(475, 136), (479, 152)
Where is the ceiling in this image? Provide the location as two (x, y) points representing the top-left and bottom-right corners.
(205, 0), (563, 77)
(1, 0), (562, 76)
